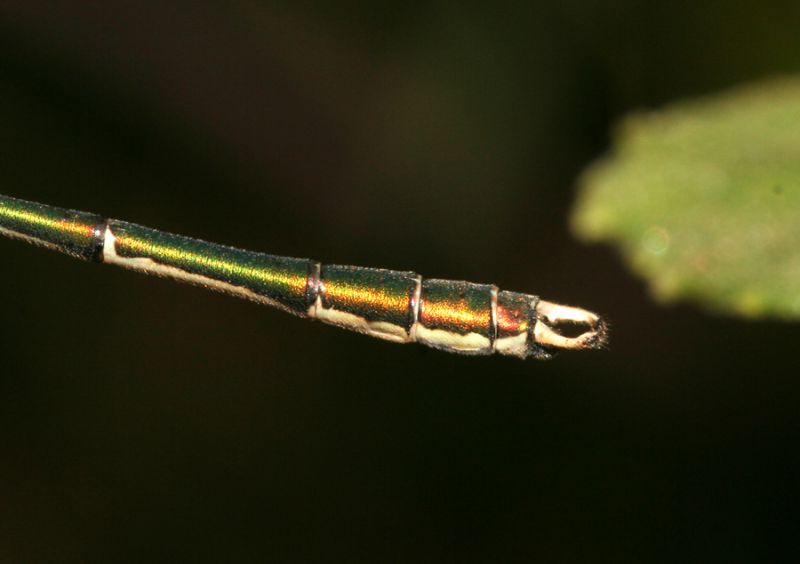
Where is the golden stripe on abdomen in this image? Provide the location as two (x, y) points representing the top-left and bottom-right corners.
(415, 279), (494, 354)
(314, 265), (418, 342)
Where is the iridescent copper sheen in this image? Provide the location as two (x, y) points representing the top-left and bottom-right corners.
(496, 291), (531, 337)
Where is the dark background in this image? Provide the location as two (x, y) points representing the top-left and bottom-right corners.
(1, 2), (799, 562)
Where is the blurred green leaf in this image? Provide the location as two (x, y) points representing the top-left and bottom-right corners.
(572, 77), (800, 319)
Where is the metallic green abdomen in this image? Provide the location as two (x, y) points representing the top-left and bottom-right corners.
(319, 265), (418, 331)
(108, 221), (314, 315)
(0, 192), (607, 359)
(0, 194), (104, 261)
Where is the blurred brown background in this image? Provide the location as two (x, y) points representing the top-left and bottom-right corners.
(1, 2), (799, 562)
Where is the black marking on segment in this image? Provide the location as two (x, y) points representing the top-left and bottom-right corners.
(409, 276), (423, 329)
(489, 286), (499, 347)
(526, 296), (554, 360)
(406, 276), (421, 332)
(305, 261), (321, 312)
(89, 220), (108, 263)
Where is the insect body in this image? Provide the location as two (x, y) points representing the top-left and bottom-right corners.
(0, 194), (607, 359)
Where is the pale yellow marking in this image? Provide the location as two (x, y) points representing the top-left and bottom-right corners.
(414, 324), (491, 354)
(307, 295), (322, 318)
(314, 305), (411, 343)
(494, 332), (529, 358)
(306, 278), (411, 342)
(103, 227), (296, 314)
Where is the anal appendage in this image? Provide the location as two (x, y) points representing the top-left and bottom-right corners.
(534, 300), (609, 351)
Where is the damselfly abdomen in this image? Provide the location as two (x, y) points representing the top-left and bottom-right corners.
(0, 194), (607, 359)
